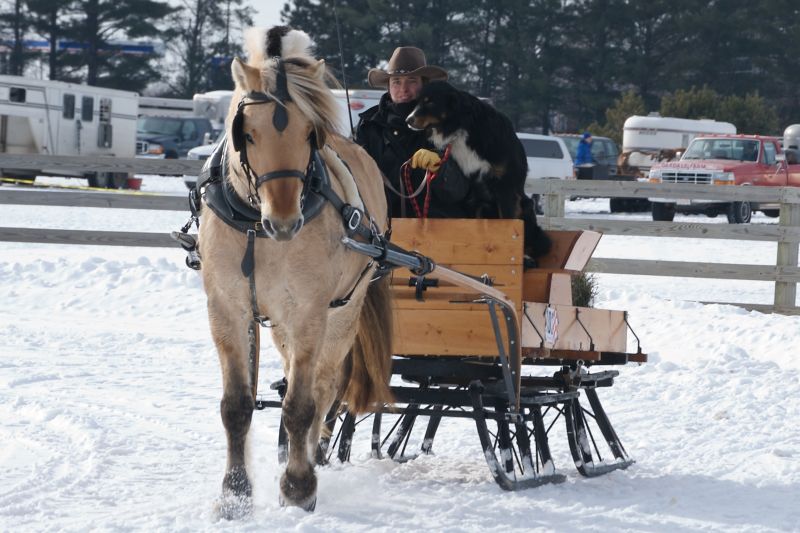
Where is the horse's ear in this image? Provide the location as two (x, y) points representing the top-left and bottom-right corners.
(231, 57), (261, 92)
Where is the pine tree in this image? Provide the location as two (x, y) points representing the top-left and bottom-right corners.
(26, 0), (77, 80)
(0, 0), (31, 75)
(70, 0), (175, 91)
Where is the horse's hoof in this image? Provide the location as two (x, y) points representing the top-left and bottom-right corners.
(279, 493), (317, 512)
(214, 493), (253, 521)
(280, 469), (317, 511)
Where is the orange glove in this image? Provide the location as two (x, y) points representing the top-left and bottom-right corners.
(411, 149), (442, 173)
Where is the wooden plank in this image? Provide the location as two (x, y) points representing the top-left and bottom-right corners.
(521, 302), (627, 352)
(563, 230), (602, 271)
(392, 263), (522, 311)
(536, 231), (580, 269)
(548, 273), (573, 305)
(523, 347), (602, 362)
(393, 308), (511, 356)
(542, 217), (800, 243)
(527, 179), (794, 203)
(0, 227), (176, 247)
(0, 188), (187, 211)
(774, 202), (800, 308)
(522, 271), (550, 303)
(0, 153), (204, 175)
(390, 218), (524, 265)
(587, 257), (800, 282)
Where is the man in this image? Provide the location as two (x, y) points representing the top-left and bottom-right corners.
(355, 47), (470, 218)
(574, 131), (595, 179)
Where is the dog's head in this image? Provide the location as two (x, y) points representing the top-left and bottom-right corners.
(405, 81), (457, 135)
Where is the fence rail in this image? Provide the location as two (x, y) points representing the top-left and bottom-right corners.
(528, 179), (800, 314)
(0, 153), (204, 175)
(1, 155), (798, 314)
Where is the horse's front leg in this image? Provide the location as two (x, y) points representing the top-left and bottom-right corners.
(209, 308), (255, 519)
(280, 332), (324, 511)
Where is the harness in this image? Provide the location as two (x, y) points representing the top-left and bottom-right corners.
(174, 61), (392, 327)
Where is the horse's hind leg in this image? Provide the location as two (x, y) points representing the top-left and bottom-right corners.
(211, 315), (255, 519)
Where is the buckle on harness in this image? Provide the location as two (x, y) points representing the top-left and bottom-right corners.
(346, 208), (362, 232)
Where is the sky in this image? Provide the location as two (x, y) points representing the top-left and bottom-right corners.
(252, 1), (286, 29)
(1, 176), (799, 531)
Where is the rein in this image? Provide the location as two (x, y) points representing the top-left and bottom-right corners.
(400, 145), (452, 219)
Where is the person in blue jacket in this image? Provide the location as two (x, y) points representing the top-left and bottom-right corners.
(575, 131), (595, 166)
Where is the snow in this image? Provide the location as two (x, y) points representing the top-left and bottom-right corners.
(1, 177), (799, 532)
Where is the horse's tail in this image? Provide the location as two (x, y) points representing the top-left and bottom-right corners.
(342, 275), (394, 414)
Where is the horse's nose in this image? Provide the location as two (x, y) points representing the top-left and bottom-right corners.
(262, 215), (304, 241)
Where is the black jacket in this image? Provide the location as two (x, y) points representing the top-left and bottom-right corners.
(355, 93), (471, 219)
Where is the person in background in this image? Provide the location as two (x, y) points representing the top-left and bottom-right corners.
(574, 131), (595, 179)
(355, 46), (470, 218)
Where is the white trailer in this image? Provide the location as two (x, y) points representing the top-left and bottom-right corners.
(139, 96), (195, 118)
(0, 74), (138, 186)
(193, 90), (233, 136)
(330, 88), (383, 136)
(622, 114), (736, 171)
(783, 124), (800, 150)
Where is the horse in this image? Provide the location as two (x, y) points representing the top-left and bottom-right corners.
(197, 26), (393, 517)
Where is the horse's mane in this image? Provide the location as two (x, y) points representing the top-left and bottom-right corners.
(243, 26), (341, 140)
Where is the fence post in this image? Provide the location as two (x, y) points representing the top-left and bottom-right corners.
(773, 194), (800, 311)
(541, 180), (565, 222)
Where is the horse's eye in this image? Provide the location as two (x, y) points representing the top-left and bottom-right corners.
(245, 133), (255, 144)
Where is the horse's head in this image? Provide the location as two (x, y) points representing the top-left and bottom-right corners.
(228, 27), (339, 241)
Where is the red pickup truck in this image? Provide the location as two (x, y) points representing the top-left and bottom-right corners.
(647, 134), (800, 222)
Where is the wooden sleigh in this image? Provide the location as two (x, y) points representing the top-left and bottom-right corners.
(260, 219), (647, 490)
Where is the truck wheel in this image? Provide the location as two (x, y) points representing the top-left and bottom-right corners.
(652, 202), (675, 222)
(726, 201), (752, 224)
(85, 172), (106, 188)
(609, 198), (628, 213)
(110, 173), (127, 189)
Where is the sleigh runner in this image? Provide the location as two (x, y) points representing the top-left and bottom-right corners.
(255, 219), (646, 490)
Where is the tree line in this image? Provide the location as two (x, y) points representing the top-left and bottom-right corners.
(2, 0), (799, 135)
(284, 0), (800, 135)
(0, 0), (252, 97)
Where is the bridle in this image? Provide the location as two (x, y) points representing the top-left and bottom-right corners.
(230, 58), (318, 209)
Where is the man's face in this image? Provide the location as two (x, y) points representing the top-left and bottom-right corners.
(389, 75), (422, 104)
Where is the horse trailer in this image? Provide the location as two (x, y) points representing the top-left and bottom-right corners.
(622, 114), (736, 171)
(783, 124), (800, 151)
(139, 96), (195, 118)
(0, 74), (137, 186)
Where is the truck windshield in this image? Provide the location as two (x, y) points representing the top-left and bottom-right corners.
(683, 138), (759, 162)
(137, 117), (183, 136)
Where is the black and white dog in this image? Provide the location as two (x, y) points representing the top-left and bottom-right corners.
(406, 81), (551, 261)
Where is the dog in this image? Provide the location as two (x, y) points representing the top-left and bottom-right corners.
(406, 81), (551, 261)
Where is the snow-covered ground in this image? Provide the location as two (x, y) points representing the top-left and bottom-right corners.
(1, 177), (798, 532)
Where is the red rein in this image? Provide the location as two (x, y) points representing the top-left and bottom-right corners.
(401, 145), (452, 219)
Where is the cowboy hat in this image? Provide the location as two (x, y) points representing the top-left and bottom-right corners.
(368, 47), (448, 89)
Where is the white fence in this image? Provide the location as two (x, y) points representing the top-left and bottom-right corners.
(1, 153), (799, 314)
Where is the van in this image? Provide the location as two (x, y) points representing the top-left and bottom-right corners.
(555, 134), (619, 176)
(516, 132), (574, 198)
